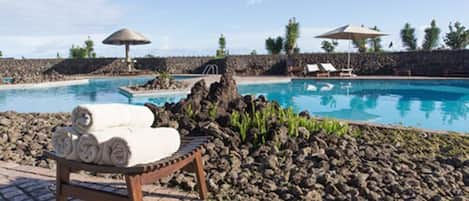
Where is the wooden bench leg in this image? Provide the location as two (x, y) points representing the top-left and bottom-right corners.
(194, 152), (208, 200)
(125, 175), (143, 201)
(56, 163), (70, 201)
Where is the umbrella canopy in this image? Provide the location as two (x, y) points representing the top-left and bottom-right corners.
(103, 28), (151, 45)
(102, 28), (151, 72)
(315, 25), (387, 69)
(316, 24), (387, 40)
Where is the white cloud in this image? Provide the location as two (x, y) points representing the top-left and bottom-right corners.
(0, 0), (124, 58)
(0, 0), (123, 35)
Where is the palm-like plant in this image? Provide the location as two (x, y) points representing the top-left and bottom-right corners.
(284, 17), (300, 55)
(400, 23), (418, 51)
(422, 20), (441, 50)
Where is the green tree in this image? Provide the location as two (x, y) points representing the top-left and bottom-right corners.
(400, 23), (417, 51)
(56, 52), (61, 58)
(284, 17), (300, 55)
(216, 34), (227, 57)
(0, 50), (2, 57)
(352, 38), (367, 53)
(321, 40), (338, 53)
(265, 36), (283, 54)
(368, 26), (383, 52)
(422, 20), (441, 50)
(444, 22), (469, 50)
(84, 36), (96, 58)
(69, 45), (87, 59)
(250, 50), (257, 55)
(69, 37), (97, 59)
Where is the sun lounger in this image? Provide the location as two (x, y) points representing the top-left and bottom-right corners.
(306, 64), (329, 77)
(45, 135), (211, 201)
(320, 63), (354, 77)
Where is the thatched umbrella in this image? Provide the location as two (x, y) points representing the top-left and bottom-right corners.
(103, 28), (151, 71)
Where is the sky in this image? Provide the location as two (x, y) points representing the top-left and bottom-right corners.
(0, 0), (468, 58)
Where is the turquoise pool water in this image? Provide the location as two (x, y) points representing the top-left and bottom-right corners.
(239, 79), (469, 133)
(1, 77), (468, 133)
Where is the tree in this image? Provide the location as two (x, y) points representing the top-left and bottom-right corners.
(216, 34), (227, 57)
(444, 22), (469, 50)
(69, 37), (97, 59)
(69, 45), (87, 59)
(265, 36), (283, 54)
(250, 50), (257, 55)
(368, 26), (383, 52)
(56, 52), (61, 58)
(422, 20), (441, 50)
(0, 50), (2, 57)
(284, 17), (300, 55)
(400, 23), (417, 51)
(352, 38), (367, 53)
(84, 36), (96, 58)
(321, 40), (338, 53)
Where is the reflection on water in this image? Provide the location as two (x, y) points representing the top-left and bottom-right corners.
(239, 79), (469, 132)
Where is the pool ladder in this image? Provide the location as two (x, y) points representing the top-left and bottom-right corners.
(202, 64), (218, 74)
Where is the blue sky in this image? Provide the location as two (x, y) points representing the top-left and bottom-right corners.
(0, 0), (468, 58)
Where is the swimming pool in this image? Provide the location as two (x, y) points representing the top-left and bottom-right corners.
(0, 77), (468, 133)
(239, 79), (469, 133)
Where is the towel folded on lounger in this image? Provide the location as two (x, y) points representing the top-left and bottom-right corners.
(51, 126), (80, 160)
(77, 127), (180, 167)
(71, 103), (154, 133)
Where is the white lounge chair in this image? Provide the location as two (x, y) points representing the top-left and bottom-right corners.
(305, 64), (329, 77)
(320, 63), (354, 77)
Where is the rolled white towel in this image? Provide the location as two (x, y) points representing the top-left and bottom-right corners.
(106, 127), (180, 167)
(51, 127), (80, 160)
(71, 103), (154, 133)
(77, 127), (180, 167)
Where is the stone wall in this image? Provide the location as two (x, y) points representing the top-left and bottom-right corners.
(1, 50), (468, 81)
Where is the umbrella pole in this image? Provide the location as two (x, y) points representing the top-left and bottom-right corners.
(347, 40), (351, 69)
(125, 44), (131, 72)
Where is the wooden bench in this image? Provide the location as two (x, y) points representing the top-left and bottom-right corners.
(44, 136), (211, 201)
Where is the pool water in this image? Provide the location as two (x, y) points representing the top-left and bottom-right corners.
(0, 77), (468, 133)
(239, 79), (469, 133)
(0, 76), (188, 113)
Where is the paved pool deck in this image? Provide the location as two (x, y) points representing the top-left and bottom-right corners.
(0, 79), (90, 91)
(0, 161), (197, 201)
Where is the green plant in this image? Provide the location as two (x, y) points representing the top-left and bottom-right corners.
(353, 38), (367, 53)
(368, 26), (383, 52)
(185, 104), (194, 119)
(284, 17), (300, 55)
(444, 21), (469, 50)
(321, 40), (338, 53)
(208, 103), (217, 121)
(422, 19), (441, 50)
(0, 50), (2, 57)
(400, 23), (418, 51)
(320, 119), (349, 137)
(159, 71), (171, 81)
(216, 34), (227, 57)
(265, 36), (283, 54)
(69, 36), (96, 59)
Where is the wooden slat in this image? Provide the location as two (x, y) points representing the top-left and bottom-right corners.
(62, 184), (129, 201)
(139, 153), (197, 185)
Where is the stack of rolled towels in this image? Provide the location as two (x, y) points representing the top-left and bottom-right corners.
(51, 103), (180, 167)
